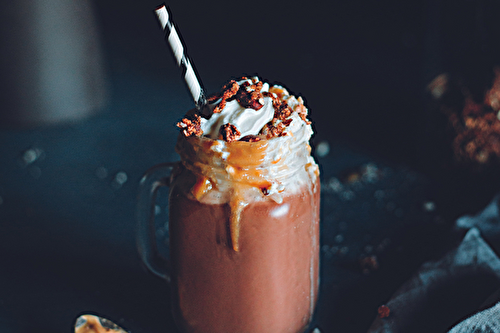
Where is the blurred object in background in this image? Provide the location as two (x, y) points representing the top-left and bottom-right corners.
(419, 0), (500, 216)
(0, 0), (107, 127)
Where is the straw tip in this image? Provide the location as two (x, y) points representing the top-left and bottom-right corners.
(154, 3), (167, 11)
(154, 3), (167, 17)
(154, 4), (169, 27)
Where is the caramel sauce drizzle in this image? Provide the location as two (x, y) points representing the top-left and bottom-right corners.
(224, 141), (271, 251)
(229, 190), (249, 251)
(181, 136), (314, 252)
(191, 176), (213, 200)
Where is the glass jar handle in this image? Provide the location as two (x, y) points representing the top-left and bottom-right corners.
(136, 162), (177, 282)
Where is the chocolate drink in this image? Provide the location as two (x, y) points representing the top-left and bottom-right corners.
(169, 176), (319, 333)
(168, 77), (320, 332)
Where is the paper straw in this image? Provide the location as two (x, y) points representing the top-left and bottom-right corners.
(155, 4), (206, 110)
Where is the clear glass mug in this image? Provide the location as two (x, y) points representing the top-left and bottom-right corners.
(137, 134), (320, 333)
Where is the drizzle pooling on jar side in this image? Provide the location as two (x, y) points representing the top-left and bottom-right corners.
(175, 76), (319, 251)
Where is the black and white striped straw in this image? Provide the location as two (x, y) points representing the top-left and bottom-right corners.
(155, 4), (206, 110)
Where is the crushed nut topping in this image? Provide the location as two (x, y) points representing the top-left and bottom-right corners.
(295, 102), (312, 125)
(178, 77), (312, 142)
(210, 80), (240, 113)
(208, 78), (265, 114)
(176, 113), (203, 137)
(219, 123), (241, 142)
(263, 91), (293, 120)
(260, 118), (293, 139)
(234, 79), (265, 110)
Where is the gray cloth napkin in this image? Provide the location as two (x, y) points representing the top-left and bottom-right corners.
(455, 195), (500, 252)
(368, 194), (500, 333)
(448, 300), (500, 333)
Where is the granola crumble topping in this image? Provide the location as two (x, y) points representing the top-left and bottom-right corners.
(219, 123), (241, 142)
(260, 118), (293, 139)
(263, 91), (293, 120)
(210, 80), (239, 113)
(295, 102), (312, 125)
(177, 77), (312, 142)
(234, 79), (265, 110)
(176, 113), (203, 137)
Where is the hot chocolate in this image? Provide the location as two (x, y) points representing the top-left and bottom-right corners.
(169, 174), (319, 332)
(149, 77), (320, 332)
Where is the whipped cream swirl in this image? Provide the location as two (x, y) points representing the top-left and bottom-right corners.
(200, 79), (275, 139)
(175, 76), (318, 203)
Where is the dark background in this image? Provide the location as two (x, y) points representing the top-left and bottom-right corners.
(1, 0), (500, 332)
(95, 0), (500, 167)
(102, 0), (429, 158)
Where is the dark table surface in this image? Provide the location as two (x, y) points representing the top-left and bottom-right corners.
(1, 0), (500, 332)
